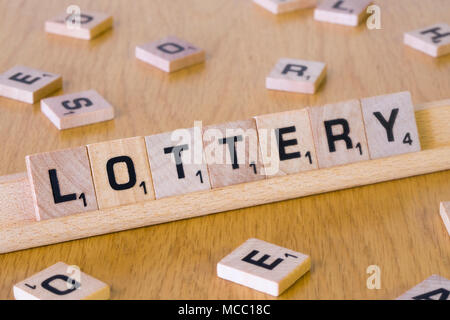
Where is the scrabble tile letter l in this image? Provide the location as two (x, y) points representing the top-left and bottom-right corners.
(404, 23), (450, 57)
(217, 238), (311, 296)
(314, 0), (372, 27)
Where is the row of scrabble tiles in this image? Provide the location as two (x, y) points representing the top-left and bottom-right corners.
(26, 91), (421, 221)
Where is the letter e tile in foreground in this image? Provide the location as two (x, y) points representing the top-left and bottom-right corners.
(26, 146), (98, 221)
(14, 262), (110, 300)
(266, 58), (326, 94)
(217, 238), (311, 296)
(440, 202), (450, 236)
(136, 36), (205, 72)
(314, 0), (372, 27)
(396, 275), (450, 300)
(253, 0), (316, 14)
(309, 99), (369, 168)
(361, 91), (421, 159)
(45, 11), (113, 40)
(41, 90), (114, 130)
(87, 137), (155, 209)
(0, 65), (62, 104)
(145, 127), (211, 199)
(404, 23), (450, 58)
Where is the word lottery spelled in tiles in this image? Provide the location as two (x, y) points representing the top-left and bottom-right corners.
(404, 23), (450, 58)
(41, 90), (115, 130)
(0, 65), (62, 104)
(14, 262), (110, 300)
(217, 238), (311, 296)
(396, 275), (450, 300)
(314, 0), (372, 27)
(45, 11), (113, 40)
(136, 36), (205, 72)
(253, 0), (316, 14)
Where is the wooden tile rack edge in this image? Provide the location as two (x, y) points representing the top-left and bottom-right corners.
(0, 101), (449, 254)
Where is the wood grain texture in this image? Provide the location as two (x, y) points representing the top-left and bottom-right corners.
(0, 0), (449, 300)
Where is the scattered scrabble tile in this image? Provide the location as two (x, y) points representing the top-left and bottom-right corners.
(45, 11), (113, 40)
(253, 0), (316, 14)
(41, 90), (114, 130)
(26, 146), (98, 221)
(255, 109), (318, 176)
(217, 238), (310, 296)
(404, 23), (450, 58)
(145, 127), (211, 199)
(14, 262), (110, 300)
(87, 137), (155, 209)
(361, 91), (421, 159)
(440, 202), (450, 236)
(397, 275), (450, 300)
(314, 0), (372, 26)
(309, 99), (370, 168)
(203, 119), (265, 188)
(0, 65), (62, 104)
(266, 58), (326, 94)
(136, 36), (205, 72)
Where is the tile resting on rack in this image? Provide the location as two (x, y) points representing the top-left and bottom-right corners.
(361, 91), (421, 159)
(14, 262), (110, 300)
(404, 23), (450, 58)
(255, 109), (318, 177)
(136, 36), (205, 72)
(309, 99), (370, 168)
(217, 238), (311, 296)
(266, 58), (326, 94)
(440, 202), (450, 236)
(0, 65), (62, 104)
(87, 137), (155, 209)
(203, 119), (265, 188)
(145, 127), (211, 199)
(314, 0), (372, 27)
(45, 11), (113, 40)
(253, 0), (316, 14)
(41, 90), (114, 130)
(26, 146), (98, 221)
(396, 275), (450, 300)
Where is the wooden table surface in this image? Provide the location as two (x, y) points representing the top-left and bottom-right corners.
(0, 0), (449, 300)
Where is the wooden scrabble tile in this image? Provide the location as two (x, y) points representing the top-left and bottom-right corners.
(136, 36), (205, 72)
(253, 0), (316, 14)
(309, 99), (369, 168)
(0, 65), (62, 104)
(145, 127), (211, 199)
(14, 262), (110, 300)
(41, 90), (114, 130)
(397, 275), (450, 300)
(404, 23), (450, 57)
(255, 109), (318, 177)
(87, 137), (155, 209)
(203, 119), (265, 188)
(314, 0), (372, 26)
(45, 11), (113, 40)
(361, 91), (421, 159)
(440, 202), (450, 236)
(217, 238), (310, 296)
(26, 146), (98, 221)
(266, 58), (326, 94)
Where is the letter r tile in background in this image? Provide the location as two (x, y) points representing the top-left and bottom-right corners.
(203, 119), (265, 189)
(41, 90), (115, 130)
(309, 99), (369, 168)
(0, 66), (62, 104)
(145, 127), (211, 199)
(45, 11), (113, 40)
(314, 0), (372, 27)
(266, 58), (326, 94)
(361, 91), (421, 159)
(25, 146), (98, 221)
(14, 262), (110, 300)
(255, 109), (318, 177)
(217, 238), (311, 296)
(136, 36), (205, 72)
(396, 275), (450, 300)
(404, 23), (450, 58)
(87, 137), (155, 209)
(253, 0), (316, 14)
